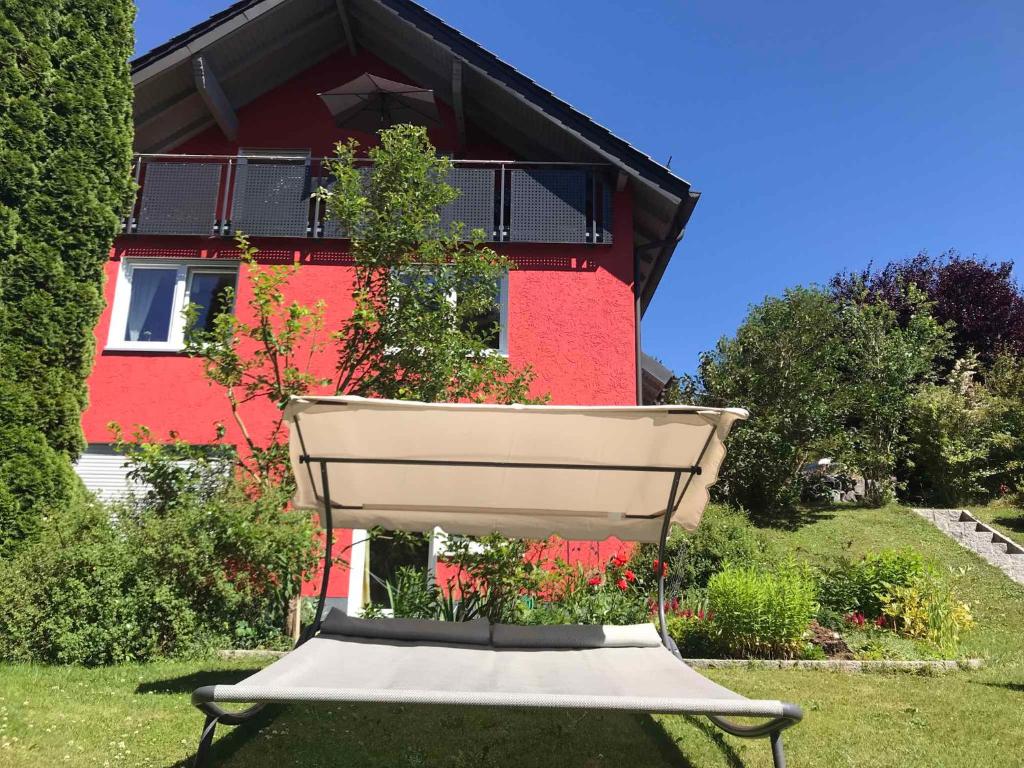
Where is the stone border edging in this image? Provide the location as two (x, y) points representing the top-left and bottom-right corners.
(219, 649), (287, 660)
(216, 648), (982, 673)
(685, 658), (983, 673)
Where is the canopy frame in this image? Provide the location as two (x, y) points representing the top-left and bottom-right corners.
(291, 406), (717, 646)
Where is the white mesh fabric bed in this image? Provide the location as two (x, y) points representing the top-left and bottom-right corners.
(196, 614), (785, 718)
(189, 397), (802, 768)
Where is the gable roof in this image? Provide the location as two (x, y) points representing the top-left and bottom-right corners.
(131, 0), (699, 312)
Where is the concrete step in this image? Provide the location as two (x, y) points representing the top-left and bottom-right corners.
(913, 507), (1024, 587)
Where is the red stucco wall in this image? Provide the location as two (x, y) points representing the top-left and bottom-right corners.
(84, 49), (638, 599)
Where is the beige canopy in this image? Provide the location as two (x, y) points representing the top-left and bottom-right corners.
(284, 396), (747, 543)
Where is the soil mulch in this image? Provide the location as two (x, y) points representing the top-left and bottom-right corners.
(806, 619), (854, 659)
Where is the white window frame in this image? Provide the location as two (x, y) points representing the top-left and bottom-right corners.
(106, 259), (239, 352)
(388, 268), (509, 356)
(490, 273), (510, 356)
(346, 526), (454, 617)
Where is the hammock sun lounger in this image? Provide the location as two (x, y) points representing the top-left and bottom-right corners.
(190, 397), (803, 768)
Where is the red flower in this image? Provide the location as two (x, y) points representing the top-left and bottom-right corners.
(845, 612), (866, 627)
(653, 560), (668, 577)
(616, 578), (628, 591)
(874, 615), (887, 628)
(612, 554), (628, 568)
(587, 575), (602, 586)
(624, 569), (636, 582)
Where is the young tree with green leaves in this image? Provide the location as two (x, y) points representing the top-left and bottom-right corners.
(185, 125), (542, 483)
(839, 282), (950, 505)
(838, 285), (949, 505)
(0, 1), (135, 555)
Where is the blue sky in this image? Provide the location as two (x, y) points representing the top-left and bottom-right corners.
(135, 1), (1023, 376)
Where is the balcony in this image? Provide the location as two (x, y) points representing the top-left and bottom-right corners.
(122, 154), (614, 245)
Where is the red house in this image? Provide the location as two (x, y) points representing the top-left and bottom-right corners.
(78, 0), (698, 615)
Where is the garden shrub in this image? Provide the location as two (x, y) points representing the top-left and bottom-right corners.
(817, 548), (925, 619)
(632, 504), (768, 593)
(704, 562), (818, 658)
(0, 446), (316, 665)
(0, 501), (202, 665)
(666, 612), (717, 657)
(880, 571), (974, 651)
(664, 592), (716, 656)
(904, 359), (1024, 505)
(441, 534), (538, 624)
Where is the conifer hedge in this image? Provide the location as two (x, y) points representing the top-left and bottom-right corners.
(0, 1), (135, 554)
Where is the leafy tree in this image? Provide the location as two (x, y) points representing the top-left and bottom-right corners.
(186, 125), (542, 483)
(0, 1), (135, 554)
(684, 283), (948, 513)
(832, 251), (1024, 365)
(690, 287), (849, 516)
(838, 285), (949, 505)
(905, 357), (1024, 505)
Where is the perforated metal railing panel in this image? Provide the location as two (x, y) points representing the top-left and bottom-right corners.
(127, 158), (613, 245)
(508, 169), (587, 243)
(231, 161), (311, 237)
(440, 168), (496, 239)
(137, 163), (221, 235)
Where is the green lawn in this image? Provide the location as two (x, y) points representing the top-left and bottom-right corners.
(2, 505), (1023, 767)
(968, 502), (1024, 544)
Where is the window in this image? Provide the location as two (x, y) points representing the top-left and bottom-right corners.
(390, 269), (509, 354)
(459, 275), (508, 353)
(107, 261), (238, 351)
(347, 527), (447, 616)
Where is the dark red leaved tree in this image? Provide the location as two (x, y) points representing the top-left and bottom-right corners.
(831, 250), (1024, 364)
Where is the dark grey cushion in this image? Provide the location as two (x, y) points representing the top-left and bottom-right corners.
(491, 623), (663, 649)
(321, 609), (491, 645)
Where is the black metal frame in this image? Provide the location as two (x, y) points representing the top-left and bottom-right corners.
(190, 427), (801, 768)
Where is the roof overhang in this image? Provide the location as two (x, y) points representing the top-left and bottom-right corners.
(131, 0), (698, 312)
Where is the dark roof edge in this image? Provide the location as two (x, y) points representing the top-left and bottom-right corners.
(131, 0), (694, 203)
(640, 189), (700, 315)
(640, 353), (675, 385)
(132, 0), (257, 71)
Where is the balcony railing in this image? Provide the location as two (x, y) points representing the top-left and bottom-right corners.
(122, 154), (614, 245)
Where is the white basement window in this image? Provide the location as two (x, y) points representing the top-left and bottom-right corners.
(106, 260), (238, 351)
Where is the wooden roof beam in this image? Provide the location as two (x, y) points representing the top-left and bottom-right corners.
(192, 55), (238, 140)
(452, 59), (466, 152)
(336, 0), (357, 54)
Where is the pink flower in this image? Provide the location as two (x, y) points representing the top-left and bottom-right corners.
(874, 615), (887, 628)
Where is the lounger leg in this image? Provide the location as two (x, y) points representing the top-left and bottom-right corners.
(193, 714), (219, 768)
(770, 729), (786, 768)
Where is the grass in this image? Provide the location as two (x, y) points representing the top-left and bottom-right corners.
(968, 501), (1024, 543)
(2, 504), (1023, 767)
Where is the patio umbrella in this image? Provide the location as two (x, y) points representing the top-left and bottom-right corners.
(318, 73), (440, 132)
